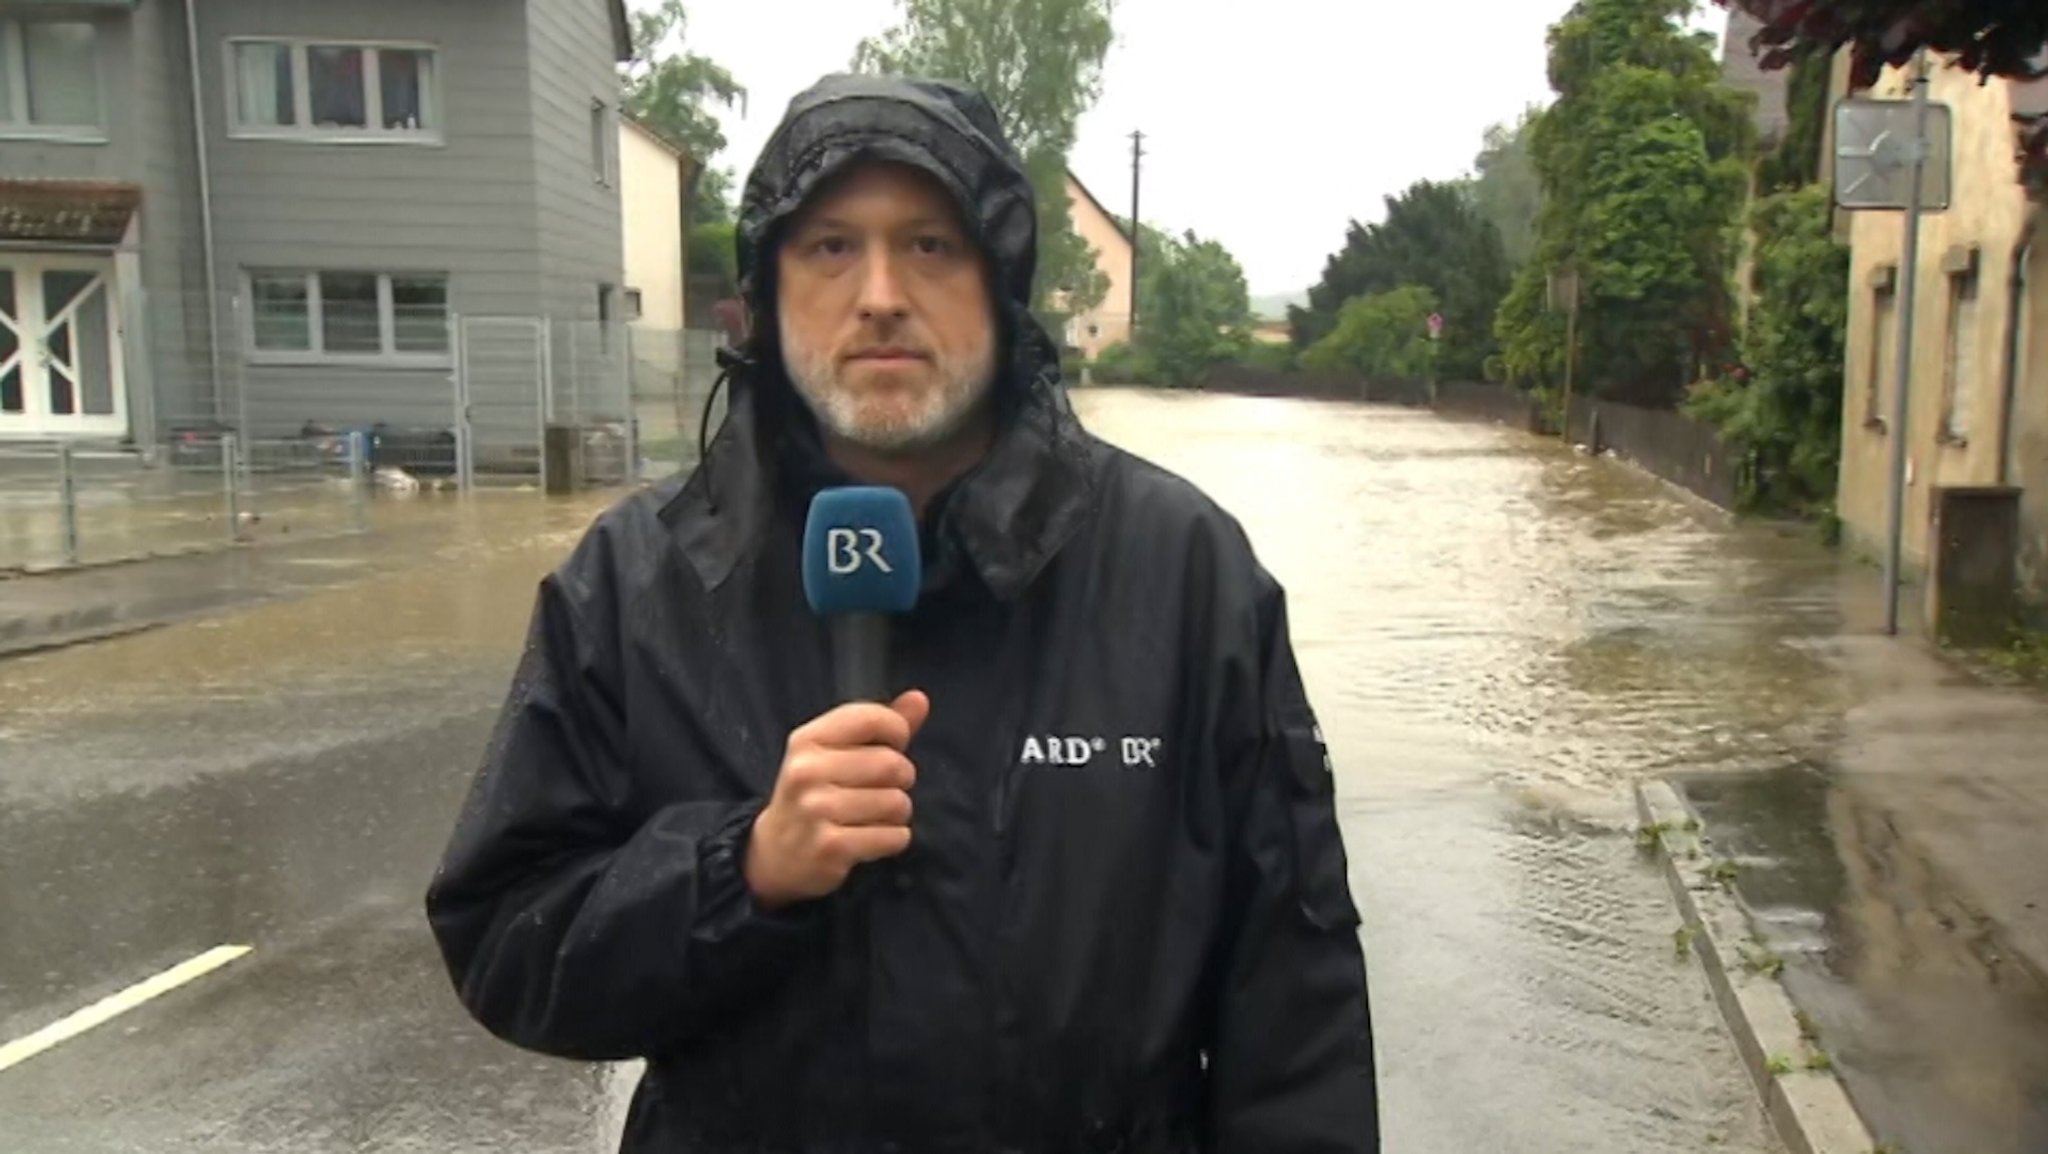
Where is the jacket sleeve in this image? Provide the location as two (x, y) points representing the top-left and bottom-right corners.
(423, 539), (821, 1062)
(1205, 568), (1381, 1153)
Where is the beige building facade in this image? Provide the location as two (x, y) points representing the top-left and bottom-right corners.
(617, 115), (696, 463)
(1061, 168), (1134, 362)
(1836, 53), (2048, 605)
(618, 115), (696, 339)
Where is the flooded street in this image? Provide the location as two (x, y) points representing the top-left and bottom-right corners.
(1078, 388), (1860, 1153)
(0, 387), (1886, 1150)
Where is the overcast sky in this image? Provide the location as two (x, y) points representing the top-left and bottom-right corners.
(669, 0), (1731, 298)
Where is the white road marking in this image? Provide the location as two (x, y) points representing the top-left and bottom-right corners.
(0, 945), (253, 1074)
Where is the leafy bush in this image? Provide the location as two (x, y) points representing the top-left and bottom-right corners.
(1237, 341), (1297, 373)
(1301, 286), (1441, 379)
(1091, 341), (1160, 385)
(1682, 183), (1848, 515)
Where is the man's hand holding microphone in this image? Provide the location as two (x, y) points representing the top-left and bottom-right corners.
(746, 689), (927, 909)
(746, 486), (925, 911)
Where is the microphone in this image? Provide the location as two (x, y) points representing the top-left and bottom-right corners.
(802, 486), (922, 702)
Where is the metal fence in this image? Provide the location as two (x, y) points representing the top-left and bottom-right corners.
(1567, 394), (1746, 511)
(0, 433), (370, 574)
(4, 284), (731, 570)
(115, 291), (645, 493)
(456, 316), (547, 488)
(625, 325), (725, 479)
(451, 315), (638, 491)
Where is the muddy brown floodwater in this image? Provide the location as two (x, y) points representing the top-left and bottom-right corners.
(1073, 387), (1855, 1153)
(0, 386), (1867, 1151)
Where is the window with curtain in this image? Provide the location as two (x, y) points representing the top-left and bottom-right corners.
(250, 273), (312, 352)
(245, 270), (451, 362)
(0, 18), (102, 133)
(307, 46), (366, 129)
(379, 49), (432, 131)
(233, 42), (295, 128)
(227, 39), (439, 140)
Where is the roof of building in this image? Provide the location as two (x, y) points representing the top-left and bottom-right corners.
(0, 180), (142, 246)
(622, 112), (697, 163)
(1720, 7), (1792, 144)
(1066, 167), (1133, 246)
(608, 0), (633, 63)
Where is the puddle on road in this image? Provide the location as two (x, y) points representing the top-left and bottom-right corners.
(1681, 763), (2048, 1154)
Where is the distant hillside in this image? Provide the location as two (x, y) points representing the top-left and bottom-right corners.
(1250, 290), (1306, 321)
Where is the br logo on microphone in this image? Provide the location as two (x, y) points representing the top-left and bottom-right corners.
(803, 486), (921, 617)
(826, 527), (894, 575)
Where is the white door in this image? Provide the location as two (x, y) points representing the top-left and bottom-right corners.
(0, 256), (128, 439)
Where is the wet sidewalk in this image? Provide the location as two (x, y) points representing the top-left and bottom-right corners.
(1824, 633), (2048, 987)
(1665, 621), (2048, 1154)
(0, 491), (622, 659)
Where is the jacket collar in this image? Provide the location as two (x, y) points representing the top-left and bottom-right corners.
(662, 364), (1100, 604)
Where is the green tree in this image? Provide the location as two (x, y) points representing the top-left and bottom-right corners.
(1301, 286), (1442, 380)
(1472, 106), (1546, 268)
(1684, 184), (1849, 513)
(1092, 340), (1159, 385)
(852, 0), (1116, 339)
(688, 219), (737, 292)
(618, 0), (747, 225)
(1289, 180), (1510, 381)
(1720, 0), (2046, 83)
(1131, 228), (1254, 386)
(691, 169), (738, 226)
(1493, 0), (1755, 406)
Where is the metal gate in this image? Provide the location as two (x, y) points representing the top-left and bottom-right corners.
(455, 316), (550, 488)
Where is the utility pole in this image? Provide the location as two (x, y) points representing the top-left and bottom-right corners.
(1880, 49), (1933, 637)
(1129, 129), (1144, 338)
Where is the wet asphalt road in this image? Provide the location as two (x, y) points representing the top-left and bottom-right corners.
(1, 495), (633, 1151)
(0, 388), (1834, 1151)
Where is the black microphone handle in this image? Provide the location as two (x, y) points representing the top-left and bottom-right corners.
(830, 612), (892, 704)
(829, 611), (901, 900)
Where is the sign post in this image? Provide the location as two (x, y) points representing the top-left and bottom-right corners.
(1833, 51), (1951, 635)
(1426, 313), (1444, 403)
(1547, 268), (1580, 441)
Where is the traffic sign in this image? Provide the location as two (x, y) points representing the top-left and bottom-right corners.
(1834, 95), (1953, 211)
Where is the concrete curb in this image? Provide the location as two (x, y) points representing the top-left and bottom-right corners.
(1634, 780), (1877, 1154)
(0, 539), (225, 581)
(0, 571), (294, 660)
(0, 612), (165, 659)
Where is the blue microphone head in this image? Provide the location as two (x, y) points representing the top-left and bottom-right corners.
(802, 486), (922, 616)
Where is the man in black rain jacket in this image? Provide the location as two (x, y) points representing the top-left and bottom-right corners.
(424, 71), (1379, 1153)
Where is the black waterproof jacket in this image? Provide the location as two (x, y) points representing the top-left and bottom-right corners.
(425, 74), (1378, 1154)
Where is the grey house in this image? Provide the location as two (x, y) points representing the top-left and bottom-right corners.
(0, 0), (631, 458)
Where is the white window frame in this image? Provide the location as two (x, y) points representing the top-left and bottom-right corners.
(591, 98), (614, 186)
(1865, 285), (1895, 429)
(242, 269), (453, 368)
(224, 37), (443, 145)
(0, 17), (107, 142)
(1940, 269), (1980, 443)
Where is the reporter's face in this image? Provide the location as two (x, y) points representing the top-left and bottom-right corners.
(775, 162), (997, 453)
